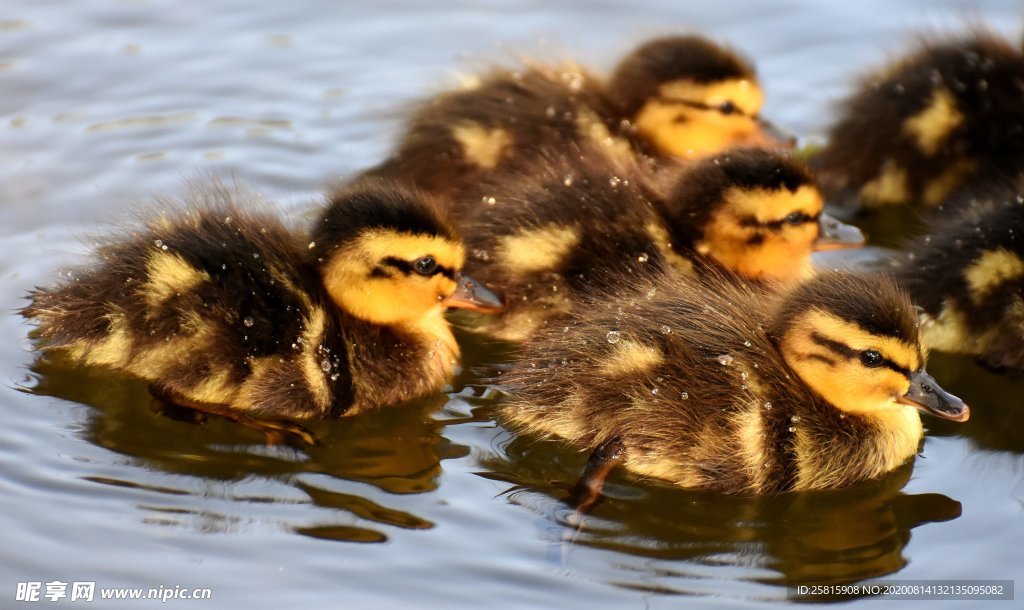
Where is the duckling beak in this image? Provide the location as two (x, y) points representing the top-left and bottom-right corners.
(896, 369), (970, 422)
(445, 274), (504, 313)
(813, 212), (866, 251)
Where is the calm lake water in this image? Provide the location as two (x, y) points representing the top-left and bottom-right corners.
(2, 1), (1023, 608)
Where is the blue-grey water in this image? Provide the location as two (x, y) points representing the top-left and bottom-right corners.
(2, 1), (1023, 608)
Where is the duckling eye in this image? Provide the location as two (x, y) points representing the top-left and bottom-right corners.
(413, 256), (438, 276)
(718, 100), (738, 115)
(860, 349), (884, 368)
(785, 212), (810, 225)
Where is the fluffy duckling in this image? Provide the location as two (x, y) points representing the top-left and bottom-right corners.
(815, 30), (1024, 209)
(365, 35), (788, 210)
(22, 181), (502, 428)
(605, 35), (787, 159)
(895, 187), (1024, 371)
(460, 146), (863, 341)
(501, 270), (969, 495)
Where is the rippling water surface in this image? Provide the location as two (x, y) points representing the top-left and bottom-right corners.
(2, 1), (1023, 607)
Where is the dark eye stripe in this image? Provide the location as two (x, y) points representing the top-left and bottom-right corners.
(810, 332), (858, 359)
(882, 360), (912, 379)
(654, 95), (752, 118)
(740, 212), (820, 230)
(381, 256), (456, 280)
(382, 256), (414, 274)
(810, 332), (913, 378)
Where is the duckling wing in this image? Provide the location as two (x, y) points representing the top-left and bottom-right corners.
(363, 66), (633, 214)
(501, 270), (788, 493)
(24, 195), (352, 419)
(457, 149), (673, 340)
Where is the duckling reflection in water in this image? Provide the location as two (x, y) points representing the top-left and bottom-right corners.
(22, 181), (503, 444)
(365, 35), (791, 211)
(459, 146), (863, 341)
(501, 270), (968, 498)
(815, 29), (1024, 210)
(27, 353), (462, 497)
(485, 433), (961, 581)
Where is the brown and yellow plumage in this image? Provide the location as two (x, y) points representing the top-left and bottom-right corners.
(457, 146), (861, 341)
(23, 181), (501, 421)
(815, 30), (1024, 209)
(895, 187), (1024, 371)
(501, 270), (968, 494)
(364, 35), (786, 214)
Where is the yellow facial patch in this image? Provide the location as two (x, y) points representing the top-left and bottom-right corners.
(349, 230), (465, 272)
(322, 230), (464, 326)
(598, 340), (664, 377)
(860, 161), (909, 206)
(779, 309), (920, 416)
(496, 225), (579, 274)
(451, 122), (512, 169)
(633, 78), (768, 158)
(964, 248), (1024, 303)
(902, 87), (963, 156)
(696, 185), (822, 281)
(659, 78), (765, 117)
(801, 310), (920, 371)
(728, 185), (823, 223)
(328, 269), (457, 326)
(142, 250), (210, 307)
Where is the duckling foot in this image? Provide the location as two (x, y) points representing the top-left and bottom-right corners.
(567, 436), (625, 514)
(552, 437), (626, 566)
(148, 385), (318, 447)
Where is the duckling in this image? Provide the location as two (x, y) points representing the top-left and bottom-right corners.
(605, 34), (788, 159)
(500, 270), (969, 496)
(365, 35), (789, 212)
(894, 186), (1024, 371)
(815, 30), (1024, 209)
(460, 146), (863, 341)
(22, 181), (503, 432)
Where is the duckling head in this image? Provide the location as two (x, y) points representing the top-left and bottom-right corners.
(771, 272), (969, 423)
(660, 148), (865, 282)
(607, 35), (791, 158)
(311, 181), (503, 327)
